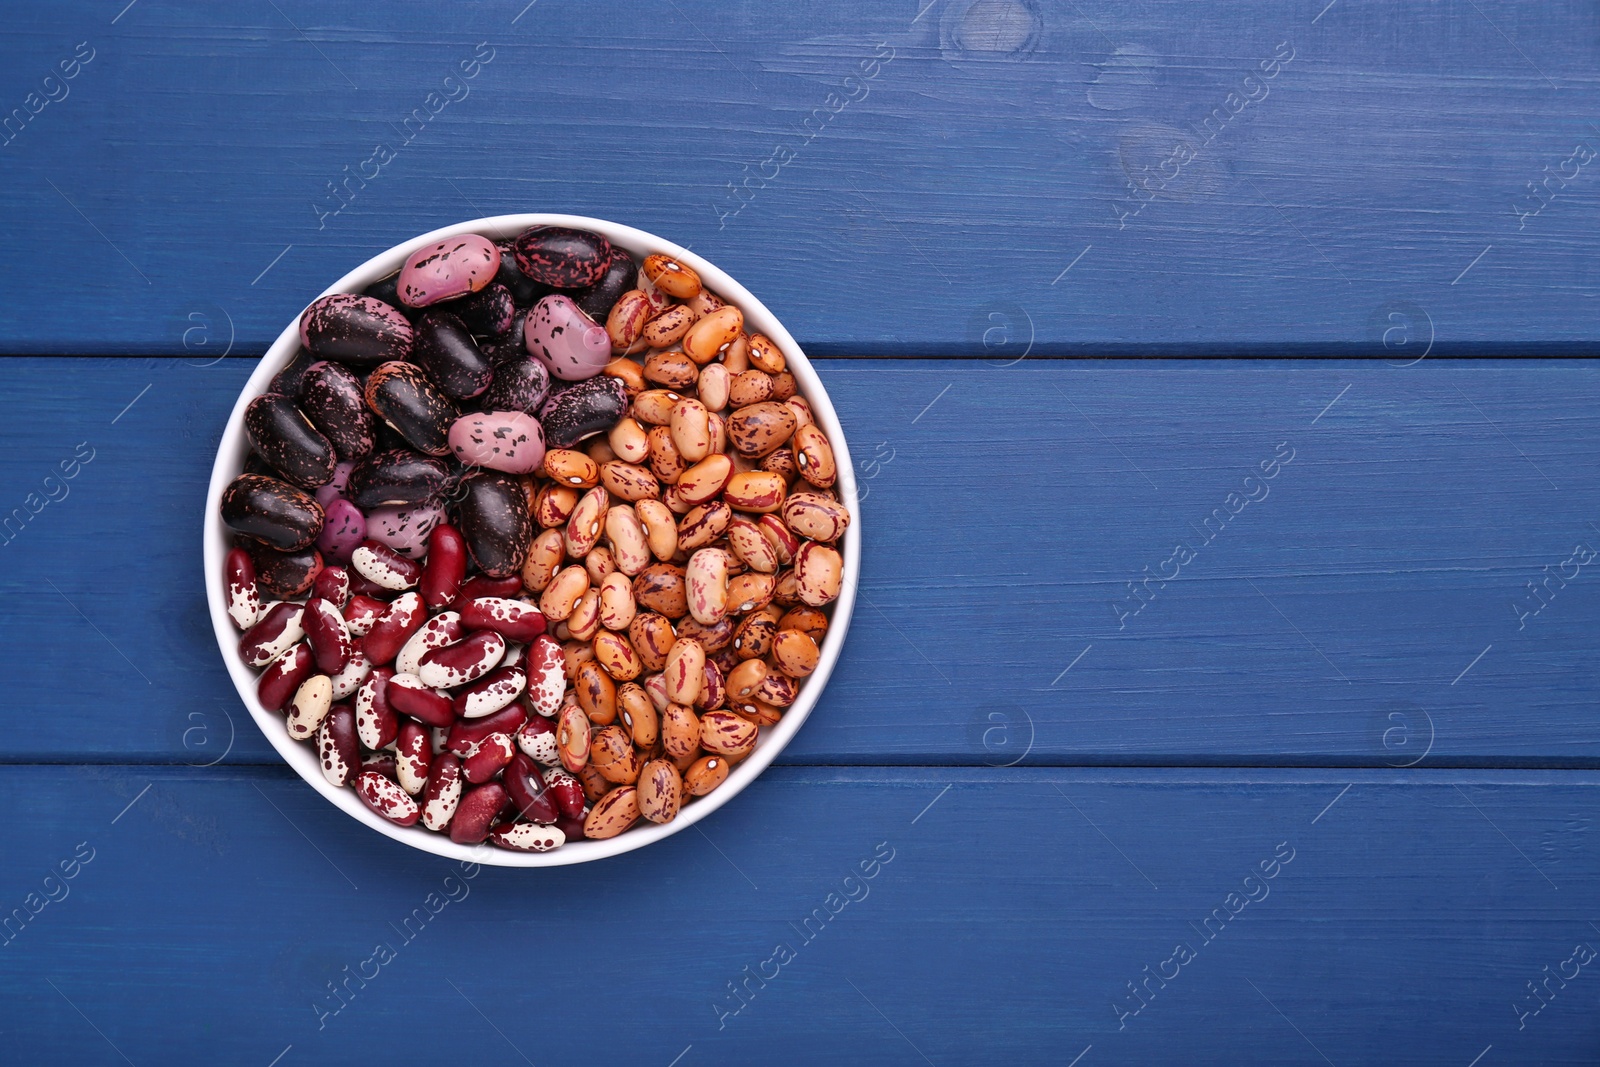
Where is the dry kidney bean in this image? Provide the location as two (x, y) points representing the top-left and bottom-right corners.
(227, 226), (852, 852)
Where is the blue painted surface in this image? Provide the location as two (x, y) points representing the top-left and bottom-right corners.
(1, 1), (1599, 353)
(2, 2), (1599, 1062)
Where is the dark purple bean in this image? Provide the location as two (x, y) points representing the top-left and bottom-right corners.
(243, 538), (325, 599)
(512, 226), (613, 289)
(299, 362), (375, 461)
(495, 242), (555, 306)
(270, 347), (321, 397)
(361, 273), (415, 319)
(364, 361), (458, 456)
(478, 356), (550, 414)
(412, 312), (494, 401)
(347, 449), (451, 509)
(453, 282), (517, 339)
(221, 474), (324, 551)
(244, 394), (336, 489)
(456, 471), (532, 579)
(300, 294), (414, 366)
(537, 374), (629, 448)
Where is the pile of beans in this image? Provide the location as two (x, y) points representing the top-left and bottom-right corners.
(219, 225), (848, 852)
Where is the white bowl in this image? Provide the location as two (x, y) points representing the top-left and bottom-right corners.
(204, 214), (859, 866)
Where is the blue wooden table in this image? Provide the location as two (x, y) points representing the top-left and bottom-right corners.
(3, 3), (1599, 1064)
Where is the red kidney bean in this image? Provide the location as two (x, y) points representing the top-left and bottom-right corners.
(420, 523), (468, 609)
(543, 768), (587, 821)
(395, 721), (433, 795)
(463, 734), (515, 783)
(258, 642), (314, 712)
(515, 714), (560, 765)
(302, 597), (352, 675)
(225, 547), (263, 630)
(356, 770), (421, 826)
(459, 596), (547, 643)
(446, 703), (528, 757)
(525, 633), (566, 717)
(503, 752), (560, 823)
(454, 664), (527, 719)
(386, 672), (456, 728)
(395, 610), (465, 676)
(311, 564), (351, 608)
(355, 667), (399, 749)
(317, 704), (359, 786)
(490, 821), (565, 852)
(554, 811), (588, 841)
(238, 602), (306, 668)
(450, 573), (525, 609)
(343, 594), (387, 637)
(285, 675), (334, 740)
(449, 782), (509, 844)
(351, 539), (422, 591)
(328, 648), (372, 700)
(417, 630), (506, 689)
(362, 591), (425, 666)
(420, 753), (463, 832)
(348, 569), (390, 598)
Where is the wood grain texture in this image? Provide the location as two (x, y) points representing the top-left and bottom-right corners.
(1, 766), (1595, 1066)
(2, 1), (1598, 354)
(2, 357), (1597, 765)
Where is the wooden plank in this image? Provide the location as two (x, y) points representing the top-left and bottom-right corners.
(4, 357), (1599, 765)
(1, 766), (1595, 1064)
(2, 2), (1599, 354)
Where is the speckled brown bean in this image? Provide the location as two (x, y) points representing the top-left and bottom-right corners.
(676, 616), (734, 654)
(724, 472), (787, 513)
(791, 424), (838, 489)
(543, 449), (599, 488)
(661, 703), (701, 759)
(669, 398), (712, 464)
(606, 290), (653, 353)
(632, 389), (680, 426)
(583, 785), (640, 839)
(732, 610), (780, 659)
(628, 613), (676, 672)
(603, 357), (646, 394)
(646, 426), (686, 484)
(633, 563), (688, 618)
(707, 412), (727, 455)
(641, 305), (696, 348)
(727, 402), (798, 458)
(557, 703), (591, 772)
(663, 637), (705, 705)
(619, 683), (659, 748)
(635, 759), (682, 823)
(567, 588), (602, 642)
(585, 437), (617, 466)
(608, 417), (650, 464)
(585, 545), (616, 584)
(697, 363), (730, 413)
(726, 658), (767, 701)
(671, 503), (727, 556)
(728, 370), (774, 408)
(770, 373), (798, 402)
(725, 572), (775, 615)
(642, 254), (702, 298)
(684, 755), (730, 796)
(682, 306), (743, 365)
(779, 606), (829, 643)
(772, 568), (802, 607)
(782, 491), (850, 542)
(596, 571), (637, 631)
(759, 514), (800, 564)
(574, 659), (618, 724)
(727, 518), (778, 573)
(722, 333), (749, 374)
(592, 629), (641, 680)
(700, 710), (758, 758)
(589, 725), (641, 784)
(643, 350), (698, 390)
(604, 505), (651, 577)
(760, 448), (798, 481)
(754, 672), (798, 708)
(521, 528), (565, 592)
(636, 499), (678, 561)
(685, 548), (730, 625)
(793, 543), (843, 606)
(539, 565), (590, 622)
(564, 487), (610, 558)
(785, 396), (813, 427)
(599, 461), (660, 503)
(730, 698), (782, 727)
(533, 482), (580, 528)
(676, 454), (734, 507)
(746, 333), (785, 373)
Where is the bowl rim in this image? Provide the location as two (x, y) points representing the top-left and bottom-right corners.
(204, 213), (860, 867)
